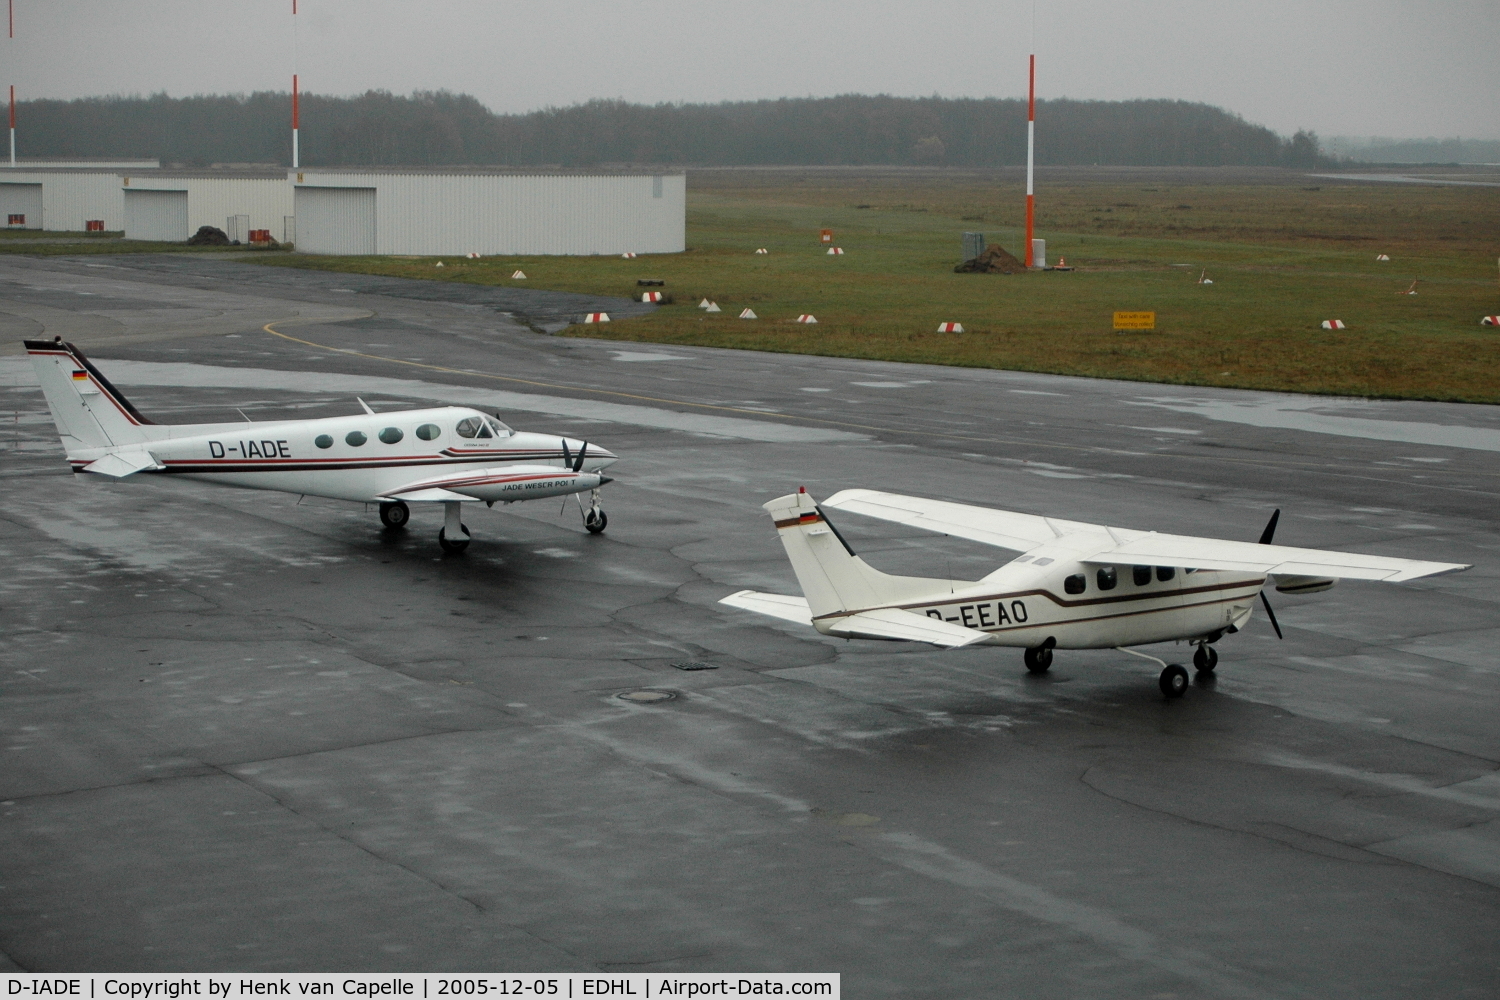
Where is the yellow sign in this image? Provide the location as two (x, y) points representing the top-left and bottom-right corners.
(1113, 311), (1156, 330)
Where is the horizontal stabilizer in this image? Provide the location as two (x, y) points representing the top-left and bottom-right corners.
(82, 450), (164, 478)
(374, 487), (473, 502)
(719, 590), (813, 626)
(825, 607), (993, 648)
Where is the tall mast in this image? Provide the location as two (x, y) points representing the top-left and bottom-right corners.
(9, 0), (16, 167)
(291, 0), (299, 168)
(1024, 3), (1035, 267)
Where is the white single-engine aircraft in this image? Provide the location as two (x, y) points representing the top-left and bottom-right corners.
(722, 488), (1470, 697)
(26, 338), (618, 552)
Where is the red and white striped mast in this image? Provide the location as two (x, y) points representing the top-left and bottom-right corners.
(1024, 1), (1036, 267)
(291, 0), (299, 168)
(9, 0), (16, 167)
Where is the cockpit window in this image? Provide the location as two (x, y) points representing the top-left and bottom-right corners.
(485, 416), (513, 437)
(1064, 574), (1086, 595)
(455, 416), (491, 439)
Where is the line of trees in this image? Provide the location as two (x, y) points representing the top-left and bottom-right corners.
(13, 90), (1334, 169)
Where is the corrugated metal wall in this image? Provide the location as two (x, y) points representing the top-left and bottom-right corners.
(295, 187), (376, 254)
(0, 183), (43, 228)
(126, 176), (294, 239)
(294, 172), (685, 256)
(124, 189), (189, 241)
(0, 171), (124, 230)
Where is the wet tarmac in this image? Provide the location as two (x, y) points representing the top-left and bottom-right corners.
(1, 255), (1497, 995)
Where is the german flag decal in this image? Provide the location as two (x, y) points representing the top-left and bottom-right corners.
(774, 511), (823, 529)
(72, 370), (89, 381)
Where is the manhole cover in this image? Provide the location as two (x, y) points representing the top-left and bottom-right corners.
(671, 661), (718, 671)
(618, 689), (677, 704)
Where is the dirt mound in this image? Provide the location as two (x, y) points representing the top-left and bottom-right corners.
(187, 225), (231, 246)
(955, 244), (1025, 274)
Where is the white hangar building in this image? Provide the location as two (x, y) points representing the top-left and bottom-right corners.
(122, 171), (295, 243)
(292, 168), (686, 256)
(0, 160), (159, 231)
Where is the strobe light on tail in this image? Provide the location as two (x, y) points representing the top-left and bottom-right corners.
(24, 338), (619, 552)
(721, 488), (1470, 698)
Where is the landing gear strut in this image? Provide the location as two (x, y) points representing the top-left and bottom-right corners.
(1117, 647), (1190, 699)
(438, 501), (470, 553)
(379, 501), (410, 530)
(583, 488), (607, 534)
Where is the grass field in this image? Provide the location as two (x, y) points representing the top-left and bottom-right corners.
(23, 165), (1500, 401)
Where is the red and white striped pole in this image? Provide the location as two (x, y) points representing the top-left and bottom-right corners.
(1024, 54), (1035, 266)
(290, 0), (299, 168)
(9, 0), (16, 167)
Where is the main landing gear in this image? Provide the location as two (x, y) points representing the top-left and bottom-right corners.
(439, 500), (470, 554)
(1116, 647), (1191, 699)
(379, 501), (410, 530)
(1023, 642), (1054, 675)
(1193, 643), (1219, 674)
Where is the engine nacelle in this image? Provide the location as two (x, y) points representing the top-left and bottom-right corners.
(1274, 574), (1337, 595)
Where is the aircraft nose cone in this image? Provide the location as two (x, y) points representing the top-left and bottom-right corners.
(597, 476), (614, 485)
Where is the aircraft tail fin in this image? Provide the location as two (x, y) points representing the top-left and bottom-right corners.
(25, 338), (155, 451)
(763, 489), (961, 619)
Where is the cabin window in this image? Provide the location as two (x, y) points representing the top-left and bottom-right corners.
(416, 423), (441, 441)
(1033, 557), (1054, 566)
(1013, 555), (1032, 563)
(378, 427), (403, 444)
(1156, 566), (1175, 581)
(1132, 565), (1152, 586)
(1096, 566), (1117, 591)
(314, 434), (333, 449)
(345, 431), (367, 447)
(1064, 574), (1086, 595)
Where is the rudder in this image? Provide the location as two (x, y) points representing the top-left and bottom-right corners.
(25, 338), (154, 450)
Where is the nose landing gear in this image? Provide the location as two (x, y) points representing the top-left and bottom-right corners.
(582, 488), (608, 534)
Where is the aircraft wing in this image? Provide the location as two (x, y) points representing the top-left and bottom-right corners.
(720, 590), (813, 625)
(822, 488), (1110, 551)
(822, 489), (1468, 584)
(1096, 533), (1469, 583)
(825, 607), (993, 648)
(82, 450), (165, 478)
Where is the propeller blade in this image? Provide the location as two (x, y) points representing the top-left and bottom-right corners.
(1260, 591), (1284, 640)
(1258, 508), (1281, 545)
(573, 442), (588, 472)
(560, 439), (572, 468)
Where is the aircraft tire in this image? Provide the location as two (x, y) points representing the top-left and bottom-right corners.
(1023, 646), (1053, 675)
(1159, 664), (1190, 698)
(585, 509), (608, 534)
(379, 501), (410, 530)
(438, 525), (471, 553)
(1193, 645), (1218, 673)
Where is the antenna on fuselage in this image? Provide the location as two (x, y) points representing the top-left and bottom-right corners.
(356, 397), (375, 415)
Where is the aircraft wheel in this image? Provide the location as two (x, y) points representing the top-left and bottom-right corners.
(379, 501), (410, 530)
(438, 525), (471, 553)
(1159, 664), (1190, 699)
(1193, 645), (1219, 673)
(1023, 645), (1053, 675)
(584, 509), (608, 534)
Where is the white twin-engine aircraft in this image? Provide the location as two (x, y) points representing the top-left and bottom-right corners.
(26, 338), (618, 552)
(722, 488), (1469, 697)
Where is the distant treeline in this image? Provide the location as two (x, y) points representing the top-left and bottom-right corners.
(14, 90), (1334, 169)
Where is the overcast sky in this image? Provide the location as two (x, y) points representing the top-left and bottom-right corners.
(7, 1), (1498, 140)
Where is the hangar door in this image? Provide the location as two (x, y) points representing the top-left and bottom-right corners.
(124, 189), (189, 242)
(0, 183), (42, 229)
(295, 187), (376, 254)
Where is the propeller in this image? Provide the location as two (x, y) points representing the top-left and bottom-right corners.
(1257, 508), (1284, 639)
(560, 439), (588, 473)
